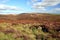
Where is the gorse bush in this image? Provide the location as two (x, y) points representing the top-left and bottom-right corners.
(0, 22), (60, 40)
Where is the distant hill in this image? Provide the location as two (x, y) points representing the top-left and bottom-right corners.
(0, 13), (60, 39)
(0, 13), (60, 24)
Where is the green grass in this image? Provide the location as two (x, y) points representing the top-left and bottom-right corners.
(0, 22), (59, 40)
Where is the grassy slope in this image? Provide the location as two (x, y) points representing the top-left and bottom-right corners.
(0, 23), (60, 40)
(0, 13), (60, 40)
(0, 13), (60, 23)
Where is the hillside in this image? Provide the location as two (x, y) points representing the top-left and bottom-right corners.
(0, 13), (60, 23)
(0, 13), (60, 40)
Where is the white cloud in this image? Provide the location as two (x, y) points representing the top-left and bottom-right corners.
(32, 0), (60, 6)
(32, 4), (46, 10)
(29, 0), (60, 13)
(0, 4), (20, 10)
(0, 4), (22, 14)
(42, 0), (60, 6)
(49, 8), (60, 13)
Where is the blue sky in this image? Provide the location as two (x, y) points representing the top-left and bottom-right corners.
(0, 0), (60, 14)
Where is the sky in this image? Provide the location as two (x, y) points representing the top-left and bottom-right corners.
(0, 0), (60, 14)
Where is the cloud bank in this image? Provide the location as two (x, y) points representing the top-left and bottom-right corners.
(0, 4), (20, 10)
(0, 0), (22, 14)
(0, 4), (21, 14)
(29, 0), (60, 13)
